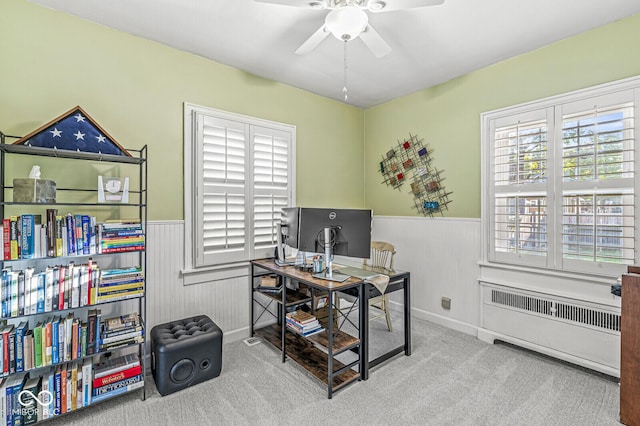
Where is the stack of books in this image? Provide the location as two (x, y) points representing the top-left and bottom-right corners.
(91, 353), (143, 403)
(256, 275), (281, 294)
(98, 221), (145, 254)
(99, 313), (143, 351)
(97, 266), (144, 303)
(285, 310), (324, 337)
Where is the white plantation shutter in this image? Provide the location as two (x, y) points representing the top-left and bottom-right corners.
(196, 116), (249, 265)
(560, 95), (635, 271)
(252, 127), (290, 249)
(490, 109), (551, 267)
(483, 79), (639, 276)
(186, 104), (295, 268)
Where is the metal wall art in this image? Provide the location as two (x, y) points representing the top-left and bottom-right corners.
(379, 134), (452, 217)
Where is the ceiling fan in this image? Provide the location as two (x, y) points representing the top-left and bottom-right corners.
(254, 0), (445, 58)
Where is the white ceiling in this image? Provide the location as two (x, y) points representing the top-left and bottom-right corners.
(28, 0), (640, 108)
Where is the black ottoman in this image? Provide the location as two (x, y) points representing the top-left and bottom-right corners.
(150, 315), (223, 396)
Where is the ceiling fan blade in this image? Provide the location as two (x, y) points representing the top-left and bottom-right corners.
(254, 0), (328, 8)
(359, 25), (391, 58)
(295, 25), (331, 55)
(367, 0), (445, 13)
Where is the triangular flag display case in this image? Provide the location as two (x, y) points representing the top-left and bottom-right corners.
(379, 133), (452, 217)
(12, 106), (131, 157)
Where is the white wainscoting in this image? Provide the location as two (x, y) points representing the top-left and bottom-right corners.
(145, 221), (250, 344)
(145, 218), (483, 345)
(371, 216), (482, 335)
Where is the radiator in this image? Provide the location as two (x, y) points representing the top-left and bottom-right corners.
(479, 282), (620, 376)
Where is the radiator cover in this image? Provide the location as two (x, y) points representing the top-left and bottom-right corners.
(479, 282), (620, 376)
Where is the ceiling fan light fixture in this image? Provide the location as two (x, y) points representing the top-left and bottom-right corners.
(325, 6), (369, 41)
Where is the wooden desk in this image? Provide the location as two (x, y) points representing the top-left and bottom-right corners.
(250, 258), (411, 397)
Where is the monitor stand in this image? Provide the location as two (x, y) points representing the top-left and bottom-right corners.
(312, 226), (350, 282)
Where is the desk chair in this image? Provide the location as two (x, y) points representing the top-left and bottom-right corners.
(337, 241), (396, 332)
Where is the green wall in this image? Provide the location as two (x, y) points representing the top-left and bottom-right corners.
(0, 0), (365, 221)
(364, 13), (640, 218)
(3, 1), (640, 221)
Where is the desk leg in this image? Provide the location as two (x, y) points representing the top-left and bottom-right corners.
(404, 275), (411, 356)
(361, 282), (369, 381)
(327, 289), (334, 399)
(250, 264), (255, 337)
(281, 278), (287, 363)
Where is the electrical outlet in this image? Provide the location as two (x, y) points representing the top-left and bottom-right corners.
(441, 297), (451, 310)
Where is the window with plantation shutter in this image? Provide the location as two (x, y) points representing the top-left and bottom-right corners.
(184, 104), (295, 268)
(483, 77), (639, 277)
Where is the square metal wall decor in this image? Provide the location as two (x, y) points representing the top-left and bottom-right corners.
(379, 134), (452, 217)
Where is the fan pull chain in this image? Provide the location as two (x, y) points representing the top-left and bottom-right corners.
(343, 40), (348, 102)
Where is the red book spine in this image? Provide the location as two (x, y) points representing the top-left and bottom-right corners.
(92, 364), (142, 388)
(2, 219), (9, 260)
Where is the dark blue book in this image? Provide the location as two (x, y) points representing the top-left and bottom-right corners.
(82, 215), (91, 254)
(14, 321), (27, 372)
(20, 214), (35, 259)
(65, 214), (75, 256)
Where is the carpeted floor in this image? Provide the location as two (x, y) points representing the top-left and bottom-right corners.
(47, 316), (621, 426)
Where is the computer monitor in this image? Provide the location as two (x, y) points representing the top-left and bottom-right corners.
(296, 208), (372, 259)
(280, 207), (300, 249)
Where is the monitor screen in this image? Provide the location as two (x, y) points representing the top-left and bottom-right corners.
(296, 207), (372, 259)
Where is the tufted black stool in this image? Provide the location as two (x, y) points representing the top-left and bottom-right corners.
(150, 315), (223, 396)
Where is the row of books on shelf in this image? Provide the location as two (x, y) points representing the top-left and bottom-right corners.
(285, 310), (324, 337)
(0, 311), (142, 376)
(1, 211), (145, 261)
(1, 261), (144, 318)
(0, 352), (142, 424)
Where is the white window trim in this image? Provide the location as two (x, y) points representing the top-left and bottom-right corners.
(183, 103), (296, 275)
(481, 75), (640, 279)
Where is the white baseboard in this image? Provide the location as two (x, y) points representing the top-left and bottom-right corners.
(410, 305), (478, 337)
(478, 327), (620, 378)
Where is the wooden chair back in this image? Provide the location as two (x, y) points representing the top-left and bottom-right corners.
(363, 241), (396, 271)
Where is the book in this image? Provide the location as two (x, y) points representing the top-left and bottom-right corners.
(103, 312), (140, 332)
(93, 374), (142, 396)
(65, 214), (75, 256)
(0, 324), (11, 374)
(81, 359), (92, 407)
(5, 372), (27, 426)
(21, 377), (40, 425)
(93, 353), (140, 379)
(9, 216), (19, 260)
(20, 214), (35, 259)
(46, 208), (57, 258)
(92, 364), (142, 388)
(90, 379), (143, 403)
(14, 321), (27, 372)
(2, 219), (10, 260)
(33, 322), (42, 368)
(23, 330), (33, 371)
(74, 214), (84, 256)
(23, 267), (34, 315)
(45, 267), (55, 313)
(51, 316), (60, 364)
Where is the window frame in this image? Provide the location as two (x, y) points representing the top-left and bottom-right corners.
(184, 103), (296, 271)
(481, 76), (640, 278)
